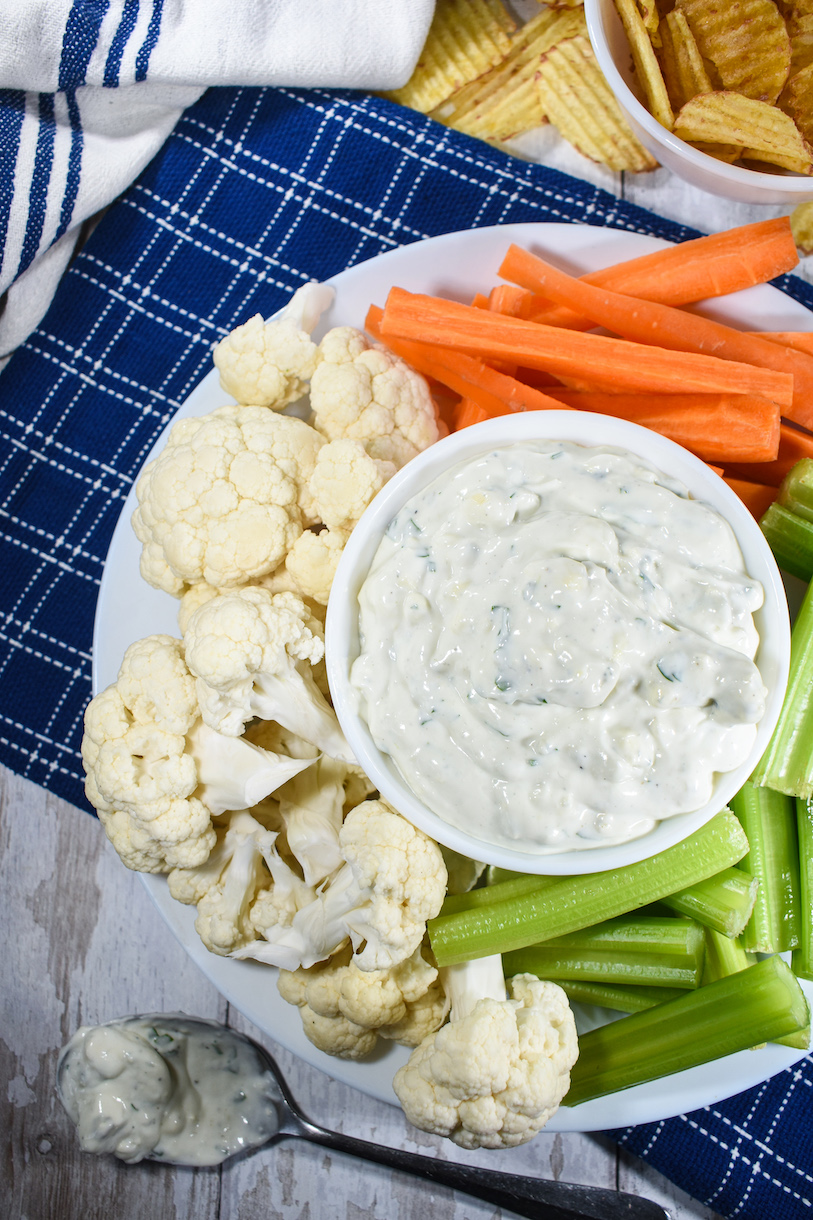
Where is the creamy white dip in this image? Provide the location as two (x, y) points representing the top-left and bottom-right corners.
(58, 1015), (279, 1165)
(351, 441), (766, 852)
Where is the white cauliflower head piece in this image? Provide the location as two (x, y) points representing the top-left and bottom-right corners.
(309, 327), (440, 468)
(183, 586), (353, 761)
(213, 283), (335, 409)
(233, 798), (448, 972)
(82, 635), (313, 873)
(132, 406), (324, 597)
(393, 958), (578, 1150)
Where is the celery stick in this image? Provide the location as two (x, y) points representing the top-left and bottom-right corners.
(753, 578), (813, 799)
(439, 874), (556, 917)
(730, 781), (800, 953)
(565, 955), (809, 1107)
(660, 866), (758, 937)
(760, 503), (813, 582)
(428, 809), (749, 967)
(555, 979), (684, 1014)
(503, 915), (705, 988)
(485, 865), (526, 887)
(699, 929), (806, 1049)
(792, 796), (813, 982)
(701, 927), (752, 985)
(778, 457), (813, 523)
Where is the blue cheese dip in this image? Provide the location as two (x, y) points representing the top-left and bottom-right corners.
(350, 441), (766, 852)
(57, 1015), (279, 1165)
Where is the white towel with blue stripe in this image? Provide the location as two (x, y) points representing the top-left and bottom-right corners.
(0, 0), (434, 364)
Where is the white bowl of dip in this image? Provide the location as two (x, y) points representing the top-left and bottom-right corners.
(326, 411), (790, 875)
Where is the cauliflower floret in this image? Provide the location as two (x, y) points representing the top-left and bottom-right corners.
(82, 635), (315, 873)
(309, 438), (396, 531)
(233, 798), (447, 972)
(277, 943), (448, 1060)
(212, 283), (334, 408)
(132, 406), (324, 597)
(309, 327), (440, 468)
(393, 957), (578, 1150)
(183, 586), (353, 761)
(284, 527), (349, 607)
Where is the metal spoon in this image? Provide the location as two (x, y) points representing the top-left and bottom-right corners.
(58, 1015), (669, 1220)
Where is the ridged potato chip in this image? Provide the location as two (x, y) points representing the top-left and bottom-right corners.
(673, 90), (813, 171)
(790, 199), (813, 250)
(535, 34), (659, 170)
(675, 0), (791, 104)
(383, 0), (515, 113)
(430, 6), (586, 140)
(615, 0), (675, 126)
(781, 60), (813, 142)
(786, 3), (813, 68)
(658, 9), (713, 110)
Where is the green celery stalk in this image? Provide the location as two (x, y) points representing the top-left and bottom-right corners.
(565, 955), (809, 1107)
(753, 578), (813, 799)
(730, 781), (800, 953)
(503, 915), (705, 988)
(428, 809), (748, 967)
(660, 866), (758, 938)
(439, 874), (556, 917)
(760, 503), (813, 582)
(555, 979), (684, 1014)
(701, 929), (807, 1050)
(778, 458), (813, 523)
(792, 796), (813, 983)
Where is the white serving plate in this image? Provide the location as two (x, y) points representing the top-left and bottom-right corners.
(93, 222), (813, 1132)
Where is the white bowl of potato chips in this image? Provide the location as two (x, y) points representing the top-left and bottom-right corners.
(586, 0), (813, 202)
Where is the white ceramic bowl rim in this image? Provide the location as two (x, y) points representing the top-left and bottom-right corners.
(584, 0), (813, 194)
(326, 410), (790, 875)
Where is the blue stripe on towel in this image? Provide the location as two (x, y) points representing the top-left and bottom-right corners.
(17, 92), (56, 278)
(104, 0), (140, 88)
(135, 0), (164, 82)
(0, 89), (26, 279)
(56, 89), (83, 240)
(58, 0), (111, 90)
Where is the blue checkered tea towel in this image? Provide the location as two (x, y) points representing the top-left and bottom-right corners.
(1, 85), (812, 1219)
(0, 0), (432, 360)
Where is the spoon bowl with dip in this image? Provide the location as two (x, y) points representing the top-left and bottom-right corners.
(57, 1012), (667, 1220)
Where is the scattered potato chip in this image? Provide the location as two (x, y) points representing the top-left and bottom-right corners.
(383, 0), (516, 113)
(430, 6), (586, 140)
(673, 90), (813, 172)
(790, 199), (813, 250)
(535, 34), (659, 170)
(658, 9), (713, 110)
(787, 2), (813, 69)
(780, 60), (813, 142)
(614, 0), (675, 128)
(675, 0), (791, 104)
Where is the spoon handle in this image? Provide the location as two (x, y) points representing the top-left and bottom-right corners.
(287, 1121), (669, 1220)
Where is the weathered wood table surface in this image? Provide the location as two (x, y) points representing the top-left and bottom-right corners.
(3, 143), (811, 1220)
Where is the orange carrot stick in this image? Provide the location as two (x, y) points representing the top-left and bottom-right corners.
(497, 246), (813, 429)
(380, 288), (796, 406)
(724, 478), (778, 519)
(367, 303), (568, 417)
(723, 422), (813, 486)
(454, 398), (495, 428)
(547, 390), (780, 463)
(752, 332), (813, 356)
(500, 217), (798, 320)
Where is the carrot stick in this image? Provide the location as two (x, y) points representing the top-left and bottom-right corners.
(723, 422), (813, 486)
(488, 285), (537, 317)
(380, 288), (796, 406)
(753, 332), (813, 357)
(454, 398), (495, 429)
(471, 292), (491, 309)
(547, 390), (780, 463)
(707, 465), (725, 477)
(497, 246), (813, 429)
(500, 218), (798, 319)
(724, 477), (778, 519)
(367, 303), (568, 417)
